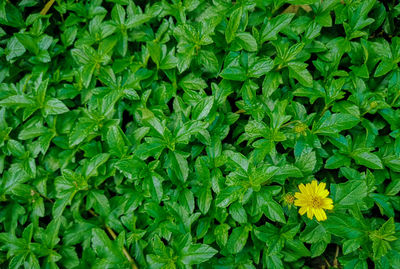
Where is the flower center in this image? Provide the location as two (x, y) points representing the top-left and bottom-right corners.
(310, 196), (322, 208)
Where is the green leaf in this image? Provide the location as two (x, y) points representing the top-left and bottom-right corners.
(225, 7), (243, 44)
(236, 32), (258, 52)
(220, 66), (247, 81)
(331, 180), (368, 206)
(226, 226), (249, 254)
(215, 186), (242, 208)
(351, 149), (383, 169)
(5, 36), (26, 61)
(15, 33), (39, 55)
(370, 218), (397, 260)
(313, 111), (360, 136)
(179, 73), (207, 90)
(0, 95), (35, 107)
(323, 213), (365, 239)
(111, 4), (126, 25)
(64, 222), (96, 246)
(288, 62), (313, 87)
(18, 125), (48, 140)
(325, 154), (351, 169)
(374, 59), (395, 77)
(44, 98), (69, 115)
(198, 50), (219, 73)
(261, 13), (295, 42)
(300, 222), (328, 244)
(61, 26), (78, 47)
(385, 175), (400, 196)
(192, 96), (214, 120)
(248, 58), (274, 78)
(91, 228), (126, 265)
(42, 218), (61, 249)
(69, 119), (96, 147)
(262, 198), (286, 223)
(180, 243), (217, 265)
(126, 14), (153, 28)
(84, 153), (110, 179)
(213, 224), (229, 248)
(106, 126), (126, 157)
(342, 238), (361, 255)
(229, 202), (247, 224)
(295, 150), (316, 174)
(262, 71), (282, 97)
(87, 190), (111, 217)
(169, 151), (189, 182)
(198, 187), (212, 214)
(283, 239), (311, 261)
(265, 254), (284, 269)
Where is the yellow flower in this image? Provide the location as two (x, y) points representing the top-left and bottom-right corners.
(293, 122), (308, 136)
(283, 193), (295, 205)
(294, 122), (307, 133)
(370, 101), (378, 109)
(294, 180), (333, 221)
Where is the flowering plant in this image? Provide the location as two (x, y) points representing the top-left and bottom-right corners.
(0, 0), (399, 268)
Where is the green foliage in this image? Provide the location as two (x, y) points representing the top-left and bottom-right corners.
(1, 0), (400, 268)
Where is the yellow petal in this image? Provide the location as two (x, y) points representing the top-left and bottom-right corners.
(294, 200), (307, 207)
(315, 209), (327, 221)
(304, 182), (312, 193)
(299, 183), (308, 195)
(294, 195), (306, 201)
(322, 198), (333, 209)
(323, 198), (332, 204)
(320, 210), (327, 221)
(319, 189), (330, 198)
(307, 208), (314, 220)
(311, 180), (318, 194)
(315, 209), (323, 221)
(316, 182), (326, 195)
(294, 200), (302, 206)
(299, 207), (307, 215)
(294, 192), (305, 199)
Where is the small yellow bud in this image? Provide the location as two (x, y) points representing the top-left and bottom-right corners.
(284, 193), (295, 205)
(294, 123), (307, 134)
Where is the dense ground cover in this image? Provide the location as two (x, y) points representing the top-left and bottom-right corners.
(1, 0), (400, 268)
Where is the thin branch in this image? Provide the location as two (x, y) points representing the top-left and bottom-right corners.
(40, 0), (56, 15)
(88, 210), (138, 269)
(320, 105), (329, 117)
(391, 92), (400, 107)
(34, 192), (138, 269)
(333, 245), (340, 268)
(323, 256), (332, 268)
(280, 120), (301, 129)
(34, 190), (54, 204)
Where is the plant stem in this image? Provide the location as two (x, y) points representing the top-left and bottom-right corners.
(280, 120), (299, 129)
(34, 192), (138, 269)
(391, 91), (400, 107)
(320, 105), (329, 116)
(40, 0), (55, 15)
(88, 210), (138, 269)
(333, 245), (340, 267)
(324, 256), (332, 268)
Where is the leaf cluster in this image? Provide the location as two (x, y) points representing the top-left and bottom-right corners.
(1, 0), (400, 268)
